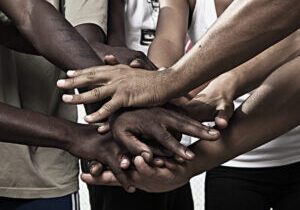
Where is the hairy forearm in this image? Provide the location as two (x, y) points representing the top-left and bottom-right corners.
(189, 57), (300, 176)
(0, 102), (78, 150)
(167, 0), (300, 97)
(211, 30), (300, 100)
(231, 30), (300, 98)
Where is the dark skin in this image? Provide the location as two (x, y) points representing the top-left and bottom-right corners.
(0, 0), (216, 192)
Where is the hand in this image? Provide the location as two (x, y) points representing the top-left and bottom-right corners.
(171, 75), (235, 129)
(81, 156), (194, 193)
(57, 65), (174, 122)
(108, 107), (220, 163)
(68, 124), (135, 192)
(91, 43), (157, 70)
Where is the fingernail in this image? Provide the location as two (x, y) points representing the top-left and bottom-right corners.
(67, 70), (76, 76)
(141, 152), (151, 162)
(85, 115), (94, 122)
(208, 130), (219, 136)
(121, 159), (129, 166)
(98, 125), (105, 132)
(128, 186), (136, 193)
(62, 94), (73, 102)
(185, 150), (195, 159)
(57, 79), (66, 86)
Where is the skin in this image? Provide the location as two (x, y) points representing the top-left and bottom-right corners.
(81, 56), (300, 192)
(0, 0), (217, 191)
(58, 0), (300, 121)
(172, 30), (300, 128)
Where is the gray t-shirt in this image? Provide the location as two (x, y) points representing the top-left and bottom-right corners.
(0, 0), (108, 199)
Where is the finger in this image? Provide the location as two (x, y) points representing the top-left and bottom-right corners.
(81, 172), (120, 186)
(134, 156), (156, 177)
(215, 103), (234, 129)
(149, 124), (195, 161)
(115, 130), (153, 163)
(152, 157), (165, 167)
(57, 72), (111, 90)
(65, 65), (118, 78)
(165, 111), (220, 140)
(106, 158), (135, 193)
(129, 59), (144, 68)
(148, 145), (173, 157)
(62, 86), (115, 105)
(98, 122), (110, 133)
(164, 158), (178, 170)
(85, 98), (123, 122)
(104, 55), (120, 65)
(174, 155), (185, 163)
(89, 162), (104, 177)
(120, 155), (131, 170)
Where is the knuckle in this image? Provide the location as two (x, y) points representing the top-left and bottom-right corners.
(102, 103), (113, 113)
(92, 88), (101, 99)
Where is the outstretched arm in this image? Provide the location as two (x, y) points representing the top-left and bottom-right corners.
(171, 30), (299, 128)
(81, 56), (300, 192)
(0, 0), (104, 70)
(57, 0), (299, 120)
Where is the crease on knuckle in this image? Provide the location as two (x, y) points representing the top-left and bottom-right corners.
(92, 88), (101, 99)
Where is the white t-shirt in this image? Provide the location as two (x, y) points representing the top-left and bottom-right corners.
(124, 0), (300, 168)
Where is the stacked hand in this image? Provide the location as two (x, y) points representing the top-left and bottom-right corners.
(57, 48), (235, 193)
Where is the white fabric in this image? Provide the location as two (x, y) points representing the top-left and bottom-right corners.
(188, 0), (217, 45)
(124, 0), (300, 168)
(124, 0), (159, 54)
(189, 0), (300, 168)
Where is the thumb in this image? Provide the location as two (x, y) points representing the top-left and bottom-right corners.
(215, 101), (234, 129)
(104, 55), (119, 65)
(130, 59), (143, 68)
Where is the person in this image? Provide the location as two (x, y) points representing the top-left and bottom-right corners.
(63, 0), (300, 201)
(0, 0), (222, 199)
(0, 0), (109, 209)
(58, 0), (299, 122)
(83, 1), (194, 210)
(81, 56), (300, 195)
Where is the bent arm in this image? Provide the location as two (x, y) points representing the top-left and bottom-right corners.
(147, 0), (189, 67)
(189, 57), (300, 176)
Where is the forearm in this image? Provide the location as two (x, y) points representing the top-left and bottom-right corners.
(148, 38), (185, 68)
(0, 102), (78, 150)
(0, 0), (104, 70)
(107, 0), (126, 47)
(0, 22), (37, 54)
(209, 30), (300, 100)
(167, 0), (300, 97)
(189, 57), (300, 176)
(230, 30), (300, 98)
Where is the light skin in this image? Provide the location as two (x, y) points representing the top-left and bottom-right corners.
(58, 0), (300, 121)
(81, 57), (300, 192)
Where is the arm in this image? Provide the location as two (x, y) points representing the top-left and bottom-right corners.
(82, 56), (300, 192)
(147, 0), (189, 67)
(0, 0), (104, 70)
(107, 0), (126, 47)
(57, 0), (300, 121)
(167, 0), (300, 95)
(172, 30), (300, 128)
(0, 21), (37, 54)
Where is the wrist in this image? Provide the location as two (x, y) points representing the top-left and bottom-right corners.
(158, 67), (188, 100)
